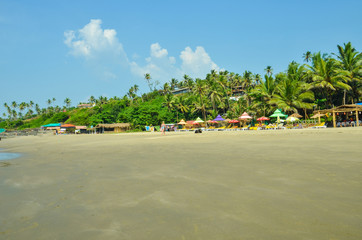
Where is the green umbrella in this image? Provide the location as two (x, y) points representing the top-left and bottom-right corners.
(0, 128), (5, 133)
(194, 117), (204, 123)
(269, 109), (288, 123)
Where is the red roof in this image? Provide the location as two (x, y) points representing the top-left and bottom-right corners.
(61, 124), (76, 128)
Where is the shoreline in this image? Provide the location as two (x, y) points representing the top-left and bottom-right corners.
(0, 127), (361, 239)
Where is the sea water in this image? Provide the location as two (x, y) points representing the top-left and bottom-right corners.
(0, 149), (21, 161)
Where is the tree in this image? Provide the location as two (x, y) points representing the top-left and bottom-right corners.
(309, 52), (350, 107)
(193, 78), (207, 122)
(270, 63), (314, 114)
(303, 51), (312, 62)
(265, 66), (273, 77)
(64, 98), (71, 109)
(334, 42), (362, 104)
(144, 73), (152, 91)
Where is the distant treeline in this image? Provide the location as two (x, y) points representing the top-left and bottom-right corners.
(1, 42), (361, 130)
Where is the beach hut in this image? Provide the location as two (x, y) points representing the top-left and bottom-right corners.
(95, 123), (131, 133)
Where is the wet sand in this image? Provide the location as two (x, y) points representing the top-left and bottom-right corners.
(0, 128), (362, 239)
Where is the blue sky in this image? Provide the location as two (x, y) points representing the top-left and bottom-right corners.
(1, 0), (361, 114)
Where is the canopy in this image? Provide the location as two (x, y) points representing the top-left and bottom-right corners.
(286, 116), (299, 122)
(194, 117), (204, 123)
(269, 109), (288, 118)
(213, 115), (225, 121)
(42, 123), (61, 127)
(290, 113), (303, 118)
(178, 119), (186, 125)
(60, 124), (76, 128)
(239, 112), (252, 120)
(257, 116), (270, 121)
(229, 120), (239, 123)
(0, 128), (5, 133)
(311, 113), (326, 119)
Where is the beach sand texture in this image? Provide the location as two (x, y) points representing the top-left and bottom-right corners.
(0, 128), (362, 239)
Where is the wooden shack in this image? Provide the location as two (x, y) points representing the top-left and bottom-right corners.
(96, 123), (131, 133)
(314, 104), (362, 128)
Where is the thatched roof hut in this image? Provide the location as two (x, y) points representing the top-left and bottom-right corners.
(313, 104), (362, 127)
(96, 123), (131, 133)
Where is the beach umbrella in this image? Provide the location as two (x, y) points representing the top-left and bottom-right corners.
(257, 116), (270, 121)
(207, 120), (218, 123)
(229, 120), (239, 123)
(311, 113), (326, 124)
(290, 113), (303, 118)
(178, 119), (186, 125)
(0, 128), (5, 133)
(194, 117), (204, 123)
(239, 112), (252, 120)
(286, 116), (299, 122)
(213, 114), (225, 121)
(269, 109), (288, 123)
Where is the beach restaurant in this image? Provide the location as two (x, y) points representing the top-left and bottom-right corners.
(314, 104), (362, 127)
(95, 123), (131, 133)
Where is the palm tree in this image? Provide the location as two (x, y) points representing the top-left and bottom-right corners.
(11, 101), (17, 109)
(309, 52), (350, 107)
(303, 51), (312, 62)
(334, 42), (362, 104)
(144, 73), (152, 91)
(265, 66), (273, 77)
(193, 78), (207, 122)
(170, 78), (178, 90)
(89, 96), (96, 104)
(64, 98), (71, 109)
(163, 94), (175, 112)
(270, 73), (314, 114)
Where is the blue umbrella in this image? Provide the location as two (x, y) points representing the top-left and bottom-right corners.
(213, 114), (225, 121)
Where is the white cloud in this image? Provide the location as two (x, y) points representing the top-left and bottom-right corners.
(64, 19), (124, 58)
(64, 19), (220, 89)
(180, 46), (219, 77)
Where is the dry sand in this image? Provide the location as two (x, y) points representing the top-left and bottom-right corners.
(0, 128), (362, 239)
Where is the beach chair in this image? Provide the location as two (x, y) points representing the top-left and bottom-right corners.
(216, 126), (226, 131)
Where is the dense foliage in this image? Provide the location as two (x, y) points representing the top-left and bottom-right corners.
(1, 42), (361, 130)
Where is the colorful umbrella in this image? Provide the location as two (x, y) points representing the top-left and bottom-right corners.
(239, 112), (252, 120)
(0, 128), (5, 133)
(257, 116), (270, 121)
(194, 117), (204, 123)
(178, 119), (186, 125)
(213, 114), (225, 121)
(269, 109), (288, 123)
(290, 113), (303, 118)
(207, 120), (218, 123)
(229, 120), (239, 123)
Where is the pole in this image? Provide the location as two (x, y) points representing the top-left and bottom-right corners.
(356, 110), (359, 127)
(318, 111), (321, 124)
(332, 111), (336, 128)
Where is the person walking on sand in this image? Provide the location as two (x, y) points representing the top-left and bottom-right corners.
(161, 121), (166, 135)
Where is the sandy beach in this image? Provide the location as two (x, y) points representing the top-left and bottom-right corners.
(1, 128), (362, 239)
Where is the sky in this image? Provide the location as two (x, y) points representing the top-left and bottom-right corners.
(1, 0), (361, 114)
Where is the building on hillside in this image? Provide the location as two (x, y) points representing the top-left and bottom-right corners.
(96, 123), (131, 133)
(77, 103), (95, 108)
(171, 87), (190, 95)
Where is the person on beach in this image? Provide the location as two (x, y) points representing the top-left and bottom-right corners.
(161, 121), (166, 135)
